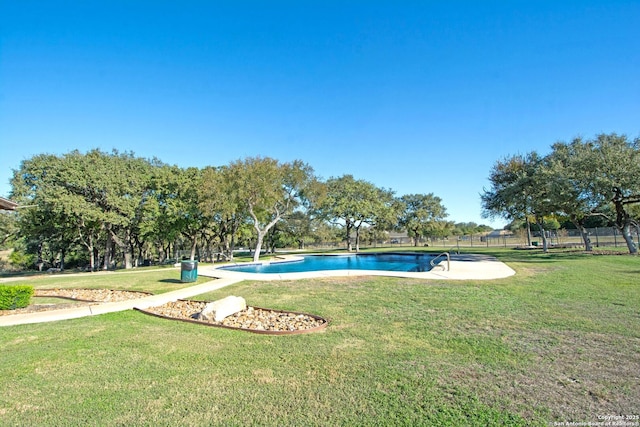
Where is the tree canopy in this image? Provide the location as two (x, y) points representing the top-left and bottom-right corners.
(398, 193), (448, 246)
(316, 175), (398, 252)
(482, 133), (640, 253)
(10, 132), (634, 270)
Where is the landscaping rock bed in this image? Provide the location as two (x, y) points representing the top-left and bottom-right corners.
(139, 300), (328, 335)
(0, 289), (152, 316)
(35, 288), (152, 302)
(2, 289), (328, 334)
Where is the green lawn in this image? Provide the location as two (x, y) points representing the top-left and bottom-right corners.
(1, 250), (638, 426)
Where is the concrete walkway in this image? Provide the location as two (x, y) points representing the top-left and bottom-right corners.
(0, 277), (242, 327)
(1, 254), (515, 327)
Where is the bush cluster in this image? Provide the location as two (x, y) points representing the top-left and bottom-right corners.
(0, 285), (34, 310)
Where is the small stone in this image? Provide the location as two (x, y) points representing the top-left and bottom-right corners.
(199, 296), (247, 322)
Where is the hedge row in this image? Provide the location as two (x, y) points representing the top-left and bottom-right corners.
(0, 285), (34, 310)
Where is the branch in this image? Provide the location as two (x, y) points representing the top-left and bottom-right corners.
(611, 187), (640, 205)
(622, 195), (640, 205)
(0, 232), (12, 246)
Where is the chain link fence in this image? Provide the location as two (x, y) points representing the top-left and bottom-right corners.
(168, 227), (640, 259)
(306, 227), (640, 251)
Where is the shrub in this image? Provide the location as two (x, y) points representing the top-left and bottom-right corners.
(8, 248), (36, 270)
(0, 285), (34, 310)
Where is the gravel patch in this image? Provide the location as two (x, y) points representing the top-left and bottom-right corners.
(2, 289), (328, 334)
(0, 289), (151, 316)
(141, 300), (328, 334)
(35, 288), (152, 302)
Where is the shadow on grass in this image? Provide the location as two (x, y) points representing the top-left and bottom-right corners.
(482, 249), (600, 264)
(620, 270), (640, 276)
(159, 279), (184, 284)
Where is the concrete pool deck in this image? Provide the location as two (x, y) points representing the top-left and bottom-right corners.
(0, 254), (514, 326)
(198, 253), (516, 281)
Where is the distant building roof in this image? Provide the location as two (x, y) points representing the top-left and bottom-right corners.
(0, 197), (18, 211)
(487, 229), (514, 238)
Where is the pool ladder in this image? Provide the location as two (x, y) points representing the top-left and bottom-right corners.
(430, 252), (450, 271)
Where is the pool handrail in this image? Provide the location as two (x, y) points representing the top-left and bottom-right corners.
(430, 252), (450, 271)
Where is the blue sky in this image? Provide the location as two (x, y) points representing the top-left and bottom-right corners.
(1, 1), (639, 228)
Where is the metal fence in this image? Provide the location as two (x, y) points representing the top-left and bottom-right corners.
(305, 227), (640, 251)
(168, 227), (639, 258)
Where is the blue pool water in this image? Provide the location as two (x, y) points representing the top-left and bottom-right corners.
(221, 253), (436, 274)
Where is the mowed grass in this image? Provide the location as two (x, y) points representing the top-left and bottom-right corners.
(1, 250), (639, 426)
(1, 266), (212, 294)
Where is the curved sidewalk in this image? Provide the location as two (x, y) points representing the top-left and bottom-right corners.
(0, 277), (242, 327)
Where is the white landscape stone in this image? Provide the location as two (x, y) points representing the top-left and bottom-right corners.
(199, 295), (247, 322)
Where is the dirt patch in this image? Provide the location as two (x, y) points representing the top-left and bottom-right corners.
(443, 329), (640, 422)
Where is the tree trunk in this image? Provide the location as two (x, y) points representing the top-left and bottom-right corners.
(613, 188), (638, 254)
(525, 217), (533, 246)
(253, 232), (265, 262)
(249, 207), (281, 262)
(103, 234), (113, 270)
(571, 218), (593, 251)
(88, 240), (95, 271)
(189, 236), (198, 261)
(36, 241), (44, 271)
(59, 248), (65, 271)
(108, 227), (133, 269)
(345, 221), (353, 252)
(266, 226), (277, 254)
(222, 238), (231, 261)
(78, 225), (95, 271)
(620, 222), (638, 254)
(228, 221), (239, 261)
(204, 237), (213, 263)
(92, 247), (98, 271)
(172, 240), (178, 262)
(536, 216), (549, 253)
(134, 237), (144, 267)
(123, 250), (132, 269)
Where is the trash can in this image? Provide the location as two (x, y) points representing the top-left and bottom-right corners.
(180, 260), (198, 283)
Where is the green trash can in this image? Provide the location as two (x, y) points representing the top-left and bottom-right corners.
(180, 260), (198, 283)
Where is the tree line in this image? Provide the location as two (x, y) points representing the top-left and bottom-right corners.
(482, 133), (640, 254)
(4, 150), (480, 271)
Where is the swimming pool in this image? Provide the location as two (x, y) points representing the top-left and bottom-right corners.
(220, 253), (437, 274)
